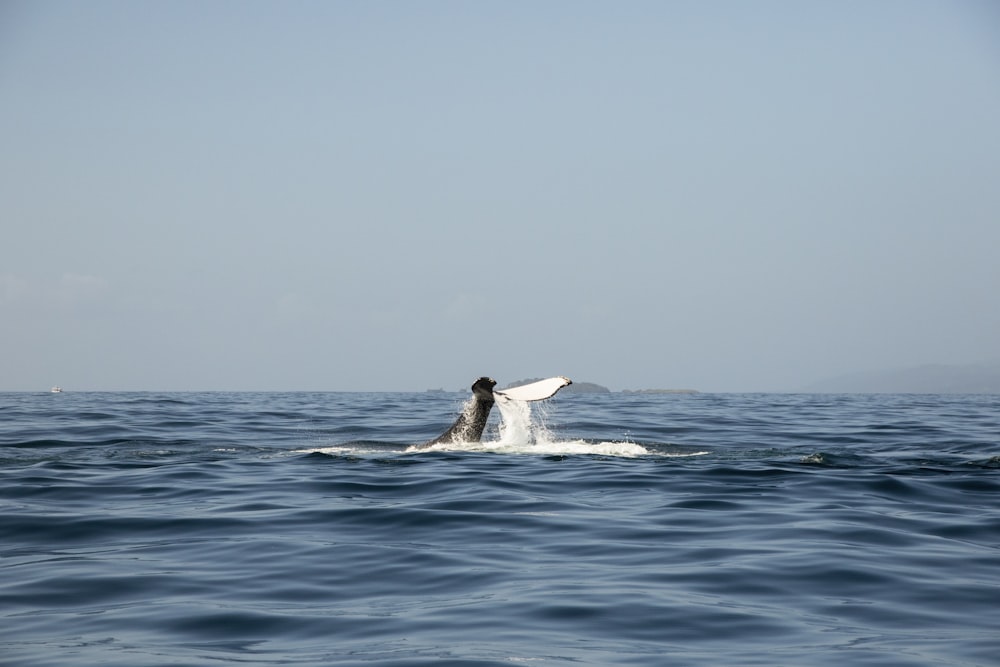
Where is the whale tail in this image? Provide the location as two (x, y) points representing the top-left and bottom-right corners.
(426, 377), (497, 445)
(422, 376), (572, 446)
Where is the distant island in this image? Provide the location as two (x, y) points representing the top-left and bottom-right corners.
(804, 362), (1000, 394)
(501, 379), (699, 395)
(561, 381), (611, 394)
(621, 388), (700, 394)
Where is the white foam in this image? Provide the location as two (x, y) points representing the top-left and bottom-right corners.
(304, 441), (706, 458)
(405, 439), (649, 457)
(301, 397), (708, 459)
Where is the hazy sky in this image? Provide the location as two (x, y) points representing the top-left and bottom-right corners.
(2, 1), (999, 392)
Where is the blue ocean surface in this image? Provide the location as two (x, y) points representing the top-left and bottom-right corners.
(1, 390), (997, 667)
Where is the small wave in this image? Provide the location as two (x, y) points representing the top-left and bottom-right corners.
(301, 439), (709, 458)
(293, 441), (404, 457)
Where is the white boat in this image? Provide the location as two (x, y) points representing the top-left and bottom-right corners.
(50, 386), (63, 393)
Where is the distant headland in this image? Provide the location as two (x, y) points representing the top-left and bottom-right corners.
(501, 379), (698, 395)
(621, 388), (700, 394)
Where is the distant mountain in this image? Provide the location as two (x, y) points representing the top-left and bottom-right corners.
(804, 362), (1000, 394)
(560, 381), (611, 394)
(621, 388), (700, 395)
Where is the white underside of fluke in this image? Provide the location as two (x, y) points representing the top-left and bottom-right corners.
(494, 376), (572, 402)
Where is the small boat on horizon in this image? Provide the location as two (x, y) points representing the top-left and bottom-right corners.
(50, 386), (63, 393)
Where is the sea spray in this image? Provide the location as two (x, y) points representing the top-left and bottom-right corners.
(495, 396), (539, 446)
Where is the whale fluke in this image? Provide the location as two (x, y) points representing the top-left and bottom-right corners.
(495, 377), (572, 402)
(423, 376), (572, 446)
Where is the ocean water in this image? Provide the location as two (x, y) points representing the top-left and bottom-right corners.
(1, 390), (997, 667)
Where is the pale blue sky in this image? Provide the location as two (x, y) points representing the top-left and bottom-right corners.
(2, 1), (999, 391)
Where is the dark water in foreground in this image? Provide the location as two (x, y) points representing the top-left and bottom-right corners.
(1, 391), (997, 667)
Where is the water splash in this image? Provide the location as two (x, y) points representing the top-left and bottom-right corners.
(496, 395), (544, 446)
(410, 396), (654, 458)
(297, 395), (705, 458)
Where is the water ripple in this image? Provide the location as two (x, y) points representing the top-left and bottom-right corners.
(1, 392), (998, 666)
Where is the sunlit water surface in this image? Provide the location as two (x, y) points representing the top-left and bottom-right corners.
(1, 391), (997, 666)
